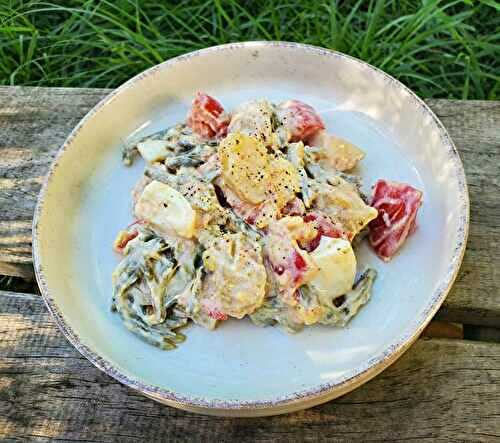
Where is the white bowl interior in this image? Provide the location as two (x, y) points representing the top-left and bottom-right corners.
(35, 43), (467, 406)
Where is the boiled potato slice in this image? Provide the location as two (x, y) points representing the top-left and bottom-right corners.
(219, 132), (301, 210)
(309, 131), (365, 172)
(135, 180), (196, 238)
(201, 233), (267, 318)
(228, 99), (276, 145)
(309, 236), (356, 301)
(311, 177), (378, 238)
(269, 156), (300, 209)
(218, 133), (270, 204)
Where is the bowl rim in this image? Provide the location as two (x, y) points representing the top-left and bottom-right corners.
(32, 41), (470, 415)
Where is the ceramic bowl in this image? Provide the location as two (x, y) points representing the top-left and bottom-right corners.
(33, 42), (469, 416)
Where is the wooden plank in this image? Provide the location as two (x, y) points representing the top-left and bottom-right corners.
(464, 325), (500, 343)
(0, 87), (499, 325)
(422, 321), (463, 339)
(1, 290), (499, 442)
(0, 87), (111, 279)
(429, 100), (500, 327)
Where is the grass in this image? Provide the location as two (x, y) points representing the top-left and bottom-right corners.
(0, 0), (498, 99)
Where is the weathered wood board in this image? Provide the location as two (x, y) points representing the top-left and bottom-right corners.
(1, 290), (499, 442)
(0, 87), (109, 279)
(1, 87), (499, 326)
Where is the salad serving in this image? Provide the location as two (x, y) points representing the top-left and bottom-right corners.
(112, 93), (423, 350)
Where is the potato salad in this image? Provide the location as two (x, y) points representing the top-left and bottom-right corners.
(112, 92), (422, 349)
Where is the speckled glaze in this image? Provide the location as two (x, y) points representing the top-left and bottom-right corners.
(33, 42), (469, 416)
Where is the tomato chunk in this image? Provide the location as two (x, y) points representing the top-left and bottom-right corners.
(285, 250), (310, 285)
(208, 310), (228, 321)
(293, 251), (307, 272)
(278, 100), (325, 142)
(264, 217), (319, 292)
(368, 180), (423, 261)
(186, 92), (229, 139)
(113, 230), (138, 253)
(282, 197), (305, 217)
(269, 248), (310, 284)
(301, 212), (346, 252)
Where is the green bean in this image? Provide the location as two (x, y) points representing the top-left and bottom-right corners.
(111, 228), (192, 350)
(165, 153), (203, 169)
(144, 165), (179, 185)
(122, 145), (138, 166)
(250, 297), (304, 333)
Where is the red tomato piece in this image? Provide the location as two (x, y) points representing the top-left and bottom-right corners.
(126, 219), (145, 229)
(273, 264), (285, 275)
(369, 180), (423, 261)
(301, 212), (347, 252)
(282, 197), (306, 217)
(208, 310), (228, 321)
(303, 213), (318, 223)
(244, 209), (259, 225)
(186, 92), (229, 139)
(114, 230), (138, 253)
(268, 246), (310, 286)
(278, 100), (325, 142)
(293, 251), (307, 271)
(289, 251), (309, 284)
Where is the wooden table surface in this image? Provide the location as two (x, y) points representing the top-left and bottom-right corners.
(1, 87), (499, 441)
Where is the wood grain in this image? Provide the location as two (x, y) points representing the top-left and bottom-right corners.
(1, 290), (499, 442)
(429, 100), (500, 327)
(0, 87), (499, 326)
(0, 87), (111, 279)
(422, 321), (463, 339)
